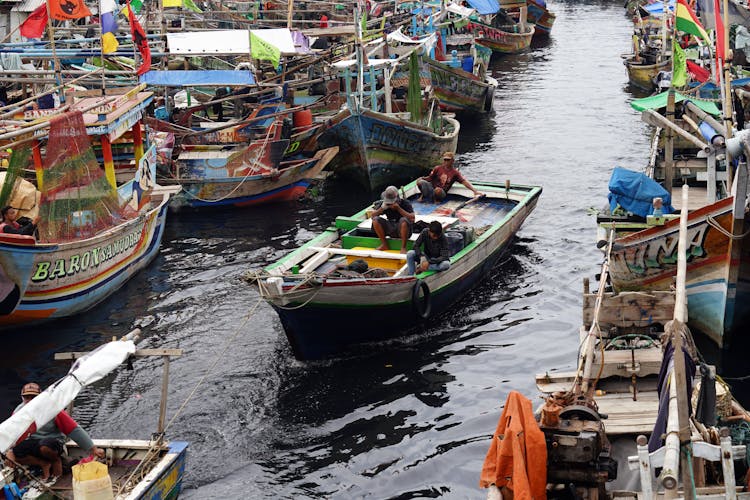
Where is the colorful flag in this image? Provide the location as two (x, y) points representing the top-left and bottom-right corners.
(675, 0), (710, 45)
(49, 0), (92, 21)
(250, 31), (280, 67)
(19, 4), (48, 39)
(127, 0), (151, 75)
(714, 0), (725, 71)
(687, 60), (710, 82)
(163, 0), (202, 12)
(100, 0), (119, 54)
(673, 42), (687, 87)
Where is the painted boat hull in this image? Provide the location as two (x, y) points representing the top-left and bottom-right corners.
(170, 147), (337, 208)
(0, 191), (174, 328)
(624, 56), (671, 92)
(318, 108), (460, 190)
(526, 0), (555, 35)
(426, 59), (497, 114)
(263, 183), (541, 359)
(126, 441), (188, 500)
(607, 197), (750, 347)
(467, 21), (535, 54)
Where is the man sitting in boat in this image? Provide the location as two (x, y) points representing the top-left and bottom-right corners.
(370, 186), (415, 253)
(4, 383), (105, 480)
(406, 221), (451, 275)
(0, 206), (38, 236)
(417, 152), (483, 203)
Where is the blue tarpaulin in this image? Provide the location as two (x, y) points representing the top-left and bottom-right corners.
(139, 70), (256, 87)
(465, 0), (499, 15)
(608, 167), (674, 217)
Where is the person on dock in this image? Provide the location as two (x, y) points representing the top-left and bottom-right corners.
(417, 152), (483, 203)
(407, 220), (451, 275)
(4, 383), (105, 480)
(370, 186), (415, 253)
(0, 206), (38, 236)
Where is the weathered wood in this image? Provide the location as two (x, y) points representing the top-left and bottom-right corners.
(582, 291), (675, 329)
(55, 348), (183, 360)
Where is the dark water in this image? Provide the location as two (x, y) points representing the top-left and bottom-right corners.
(2, 1), (669, 497)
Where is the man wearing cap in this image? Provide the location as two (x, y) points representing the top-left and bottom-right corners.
(4, 383), (105, 480)
(370, 185), (415, 253)
(417, 151), (482, 203)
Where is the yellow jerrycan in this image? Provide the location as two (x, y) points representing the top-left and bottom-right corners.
(72, 461), (114, 500)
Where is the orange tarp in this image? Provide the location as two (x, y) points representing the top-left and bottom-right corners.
(479, 390), (547, 499)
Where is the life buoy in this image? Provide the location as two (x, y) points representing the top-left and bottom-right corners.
(411, 279), (431, 320)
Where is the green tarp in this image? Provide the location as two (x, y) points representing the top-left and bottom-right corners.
(630, 91), (721, 116)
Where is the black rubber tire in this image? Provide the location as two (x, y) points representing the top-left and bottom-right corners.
(412, 279), (432, 320)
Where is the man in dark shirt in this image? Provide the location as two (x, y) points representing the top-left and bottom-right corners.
(370, 186), (415, 253)
(407, 221), (451, 274)
(418, 151), (482, 202)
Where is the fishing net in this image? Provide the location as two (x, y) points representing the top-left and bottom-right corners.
(37, 111), (135, 243)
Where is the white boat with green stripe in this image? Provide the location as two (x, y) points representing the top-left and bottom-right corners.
(252, 179), (542, 360)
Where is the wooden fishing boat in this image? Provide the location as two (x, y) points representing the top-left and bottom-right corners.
(0, 331), (188, 499)
(0, 108), (179, 328)
(466, 20), (535, 54)
(170, 146), (338, 208)
(481, 203), (750, 498)
(251, 179), (542, 360)
(623, 54), (671, 92)
(318, 107), (460, 190)
(425, 57), (497, 114)
(526, 0), (556, 36)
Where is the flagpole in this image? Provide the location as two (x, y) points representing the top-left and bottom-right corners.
(722, 0), (734, 187)
(43, 0), (65, 105)
(99, 0), (106, 96)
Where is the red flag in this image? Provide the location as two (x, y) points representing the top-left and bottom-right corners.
(127, 1), (151, 76)
(19, 4), (48, 39)
(714, 0), (725, 70)
(48, 0), (92, 21)
(687, 60), (711, 82)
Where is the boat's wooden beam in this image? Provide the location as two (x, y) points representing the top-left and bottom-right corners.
(55, 348), (184, 360)
(641, 109), (711, 152)
(308, 246), (408, 260)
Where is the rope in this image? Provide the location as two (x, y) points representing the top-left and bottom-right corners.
(115, 297), (264, 496)
(682, 446), (698, 497)
(706, 214), (750, 239)
(251, 269), (327, 310)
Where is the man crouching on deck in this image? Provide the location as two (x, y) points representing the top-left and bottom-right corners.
(370, 186), (415, 253)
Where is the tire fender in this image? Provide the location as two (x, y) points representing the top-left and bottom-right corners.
(411, 279), (432, 320)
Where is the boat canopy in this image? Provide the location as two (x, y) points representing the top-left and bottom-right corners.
(446, 2), (476, 17)
(167, 29), (304, 55)
(642, 0), (674, 14)
(140, 70), (256, 87)
(608, 166), (674, 218)
(465, 0), (499, 15)
(630, 91), (721, 116)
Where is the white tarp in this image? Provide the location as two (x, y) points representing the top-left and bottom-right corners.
(386, 27), (436, 46)
(0, 340), (136, 453)
(446, 2), (475, 17)
(167, 29), (299, 55)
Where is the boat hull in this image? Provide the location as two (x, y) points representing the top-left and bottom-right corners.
(467, 21), (535, 54)
(127, 441), (188, 500)
(170, 147), (337, 208)
(318, 109), (459, 190)
(0, 192), (173, 328)
(607, 197), (750, 347)
(526, 0), (555, 35)
(426, 59), (496, 114)
(624, 57), (670, 92)
(267, 185), (541, 359)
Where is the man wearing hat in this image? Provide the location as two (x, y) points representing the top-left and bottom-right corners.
(370, 185), (415, 253)
(417, 151), (482, 203)
(4, 383), (105, 480)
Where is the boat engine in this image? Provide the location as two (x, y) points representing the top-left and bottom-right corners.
(539, 394), (618, 490)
